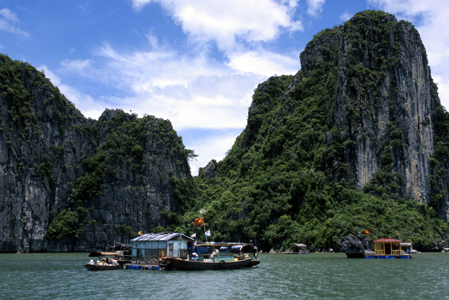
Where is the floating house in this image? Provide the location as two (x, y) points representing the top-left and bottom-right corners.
(130, 232), (194, 267)
(287, 243), (308, 254)
(365, 238), (411, 259)
(374, 238), (401, 255)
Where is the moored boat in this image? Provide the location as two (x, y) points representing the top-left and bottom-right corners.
(84, 263), (122, 271)
(345, 241), (367, 258)
(159, 242), (260, 271)
(84, 250), (129, 270)
(159, 256), (253, 270)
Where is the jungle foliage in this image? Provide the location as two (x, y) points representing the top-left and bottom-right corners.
(166, 11), (449, 251)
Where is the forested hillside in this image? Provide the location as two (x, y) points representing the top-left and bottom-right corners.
(170, 10), (449, 252)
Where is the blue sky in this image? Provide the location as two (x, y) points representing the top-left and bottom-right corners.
(1, 0), (448, 175)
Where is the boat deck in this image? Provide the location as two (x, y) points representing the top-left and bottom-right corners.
(365, 254), (411, 259)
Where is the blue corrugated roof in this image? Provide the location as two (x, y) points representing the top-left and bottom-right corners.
(130, 232), (194, 242)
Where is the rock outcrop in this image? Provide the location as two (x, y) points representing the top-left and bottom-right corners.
(0, 55), (191, 252)
(300, 11), (448, 219)
(265, 11), (447, 218)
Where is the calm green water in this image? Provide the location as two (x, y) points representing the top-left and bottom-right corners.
(0, 252), (448, 299)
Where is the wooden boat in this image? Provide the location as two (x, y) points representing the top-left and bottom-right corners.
(87, 251), (131, 267)
(159, 241), (260, 270)
(345, 249), (366, 258)
(244, 260), (261, 268)
(84, 251), (128, 270)
(84, 263), (122, 271)
(159, 257), (253, 270)
(345, 241), (366, 258)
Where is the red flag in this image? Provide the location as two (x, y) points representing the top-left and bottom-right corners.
(363, 229), (370, 235)
(194, 218), (204, 226)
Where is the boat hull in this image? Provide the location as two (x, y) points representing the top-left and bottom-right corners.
(345, 251), (366, 258)
(160, 257), (254, 270)
(243, 260), (260, 268)
(84, 264), (122, 271)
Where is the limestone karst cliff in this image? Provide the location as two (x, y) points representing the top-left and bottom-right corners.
(0, 55), (192, 252)
(190, 10), (449, 251)
(299, 11), (442, 209)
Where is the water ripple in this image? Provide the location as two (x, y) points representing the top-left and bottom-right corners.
(1, 252), (448, 299)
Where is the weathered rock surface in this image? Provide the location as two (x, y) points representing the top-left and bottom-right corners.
(0, 55), (191, 252)
(296, 11), (448, 219)
(200, 160), (217, 179)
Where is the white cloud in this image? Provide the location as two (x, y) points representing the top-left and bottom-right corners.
(0, 8), (29, 37)
(39, 65), (106, 119)
(306, 0), (326, 16)
(340, 12), (352, 21)
(129, 0), (303, 52)
(228, 50), (299, 77)
(60, 59), (91, 73)
(57, 43), (272, 128)
(369, 0), (449, 110)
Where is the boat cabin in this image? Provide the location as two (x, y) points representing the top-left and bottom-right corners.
(290, 243), (308, 254)
(193, 242), (256, 262)
(400, 242), (413, 254)
(130, 232), (193, 266)
(374, 238), (401, 255)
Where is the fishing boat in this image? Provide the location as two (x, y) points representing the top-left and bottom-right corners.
(84, 250), (130, 270)
(159, 242), (260, 271)
(345, 241), (366, 258)
(159, 256), (253, 270)
(84, 261), (122, 271)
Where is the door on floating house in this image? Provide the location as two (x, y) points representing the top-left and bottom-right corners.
(169, 243), (173, 257)
(385, 243), (391, 255)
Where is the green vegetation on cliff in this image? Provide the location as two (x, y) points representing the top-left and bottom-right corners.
(167, 11), (449, 251)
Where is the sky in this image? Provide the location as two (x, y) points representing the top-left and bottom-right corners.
(1, 0), (448, 175)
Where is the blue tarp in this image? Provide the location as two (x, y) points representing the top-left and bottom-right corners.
(194, 246), (210, 254)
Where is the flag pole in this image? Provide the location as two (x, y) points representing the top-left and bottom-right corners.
(199, 209), (207, 242)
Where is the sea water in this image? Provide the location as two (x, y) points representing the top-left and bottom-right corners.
(0, 252), (448, 299)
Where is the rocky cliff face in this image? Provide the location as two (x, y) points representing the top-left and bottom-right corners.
(240, 11), (449, 218)
(0, 55), (192, 252)
(299, 11), (447, 215)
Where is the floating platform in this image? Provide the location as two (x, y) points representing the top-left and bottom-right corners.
(125, 264), (161, 270)
(365, 254), (411, 259)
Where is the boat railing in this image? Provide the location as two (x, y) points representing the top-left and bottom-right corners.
(375, 250), (402, 255)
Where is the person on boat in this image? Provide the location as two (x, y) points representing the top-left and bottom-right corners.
(191, 253), (198, 261)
